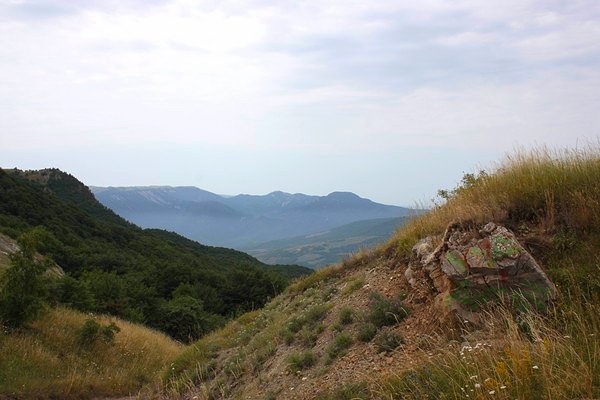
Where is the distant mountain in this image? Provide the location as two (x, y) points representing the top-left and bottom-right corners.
(90, 186), (226, 212)
(223, 191), (318, 215)
(244, 216), (408, 269)
(91, 186), (413, 248)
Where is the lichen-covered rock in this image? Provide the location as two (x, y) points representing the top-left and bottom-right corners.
(406, 222), (557, 324)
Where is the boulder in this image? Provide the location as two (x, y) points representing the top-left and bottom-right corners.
(406, 222), (557, 323)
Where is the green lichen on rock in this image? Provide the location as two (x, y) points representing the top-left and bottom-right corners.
(465, 245), (493, 269)
(445, 250), (468, 274)
(490, 233), (521, 260)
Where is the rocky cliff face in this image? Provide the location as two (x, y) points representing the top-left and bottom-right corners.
(405, 222), (557, 324)
(0, 233), (64, 277)
(0, 233), (19, 270)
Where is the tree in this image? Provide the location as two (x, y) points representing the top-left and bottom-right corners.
(157, 295), (224, 342)
(80, 270), (128, 315)
(0, 229), (50, 329)
(48, 275), (95, 311)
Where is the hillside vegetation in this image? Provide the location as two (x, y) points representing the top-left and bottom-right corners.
(0, 168), (311, 342)
(157, 147), (600, 399)
(0, 307), (183, 399)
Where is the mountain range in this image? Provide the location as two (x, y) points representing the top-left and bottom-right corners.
(91, 186), (414, 252)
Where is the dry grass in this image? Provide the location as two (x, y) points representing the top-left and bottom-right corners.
(0, 307), (184, 399)
(158, 308), (276, 397)
(286, 246), (377, 295)
(369, 297), (600, 399)
(384, 145), (600, 257)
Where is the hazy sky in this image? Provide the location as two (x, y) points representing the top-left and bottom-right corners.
(1, 0), (599, 205)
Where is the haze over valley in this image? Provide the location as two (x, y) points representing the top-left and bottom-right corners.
(92, 185), (413, 268)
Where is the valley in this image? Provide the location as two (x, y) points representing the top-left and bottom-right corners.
(92, 186), (415, 268)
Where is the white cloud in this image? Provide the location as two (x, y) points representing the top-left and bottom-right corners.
(0, 0), (599, 202)
(436, 31), (498, 46)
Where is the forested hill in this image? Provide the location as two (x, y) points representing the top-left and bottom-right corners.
(0, 168), (312, 341)
(6, 168), (129, 226)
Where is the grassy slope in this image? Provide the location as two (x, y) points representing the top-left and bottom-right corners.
(157, 147), (600, 399)
(0, 307), (183, 399)
(245, 217), (408, 269)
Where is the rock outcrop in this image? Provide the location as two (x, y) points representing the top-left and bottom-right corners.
(405, 222), (557, 324)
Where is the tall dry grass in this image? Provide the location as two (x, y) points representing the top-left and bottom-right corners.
(370, 294), (599, 399)
(0, 307), (184, 399)
(385, 145), (600, 257)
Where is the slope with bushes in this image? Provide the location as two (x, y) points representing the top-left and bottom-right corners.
(0, 168), (311, 342)
(157, 147), (600, 399)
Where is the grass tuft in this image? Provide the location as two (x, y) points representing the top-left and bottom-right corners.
(356, 323), (378, 342)
(367, 293), (409, 328)
(326, 332), (353, 362)
(374, 330), (404, 353)
(287, 350), (316, 372)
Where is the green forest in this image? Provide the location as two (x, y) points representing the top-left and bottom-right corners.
(0, 168), (311, 341)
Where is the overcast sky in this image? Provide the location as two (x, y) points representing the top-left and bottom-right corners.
(1, 0), (599, 205)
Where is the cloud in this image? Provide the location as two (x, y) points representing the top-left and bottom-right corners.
(0, 0), (599, 203)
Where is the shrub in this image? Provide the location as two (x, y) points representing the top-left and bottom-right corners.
(0, 230), (50, 329)
(356, 323), (378, 342)
(367, 293), (409, 328)
(374, 330), (404, 353)
(326, 333), (353, 361)
(287, 350), (316, 372)
(48, 275), (94, 311)
(157, 295), (224, 343)
(339, 307), (354, 325)
(76, 318), (121, 346)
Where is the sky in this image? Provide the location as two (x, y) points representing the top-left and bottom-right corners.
(1, 0), (599, 206)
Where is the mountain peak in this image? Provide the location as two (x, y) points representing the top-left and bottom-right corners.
(325, 191), (361, 199)
(267, 190), (291, 197)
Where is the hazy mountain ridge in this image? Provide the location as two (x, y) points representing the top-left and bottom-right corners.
(91, 186), (412, 249)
